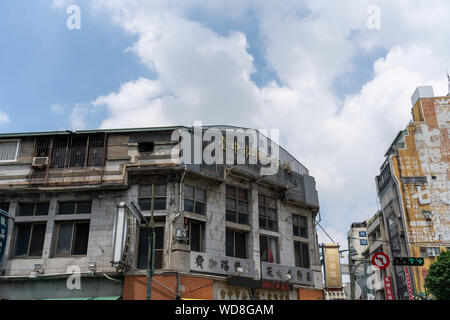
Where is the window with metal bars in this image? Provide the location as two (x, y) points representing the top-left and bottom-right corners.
(33, 134), (105, 169)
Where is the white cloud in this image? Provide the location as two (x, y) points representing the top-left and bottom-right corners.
(0, 110), (10, 126)
(76, 0), (450, 247)
(69, 103), (90, 130)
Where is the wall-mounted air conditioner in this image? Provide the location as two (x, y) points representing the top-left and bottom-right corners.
(32, 157), (49, 167)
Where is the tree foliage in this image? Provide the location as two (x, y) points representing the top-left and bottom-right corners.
(424, 250), (450, 300)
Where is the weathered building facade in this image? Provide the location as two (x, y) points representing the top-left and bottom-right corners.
(0, 125), (323, 300)
(375, 85), (450, 299)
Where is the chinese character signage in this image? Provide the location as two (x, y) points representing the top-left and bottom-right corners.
(190, 251), (256, 278)
(0, 209), (9, 263)
(404, 267), (414, 300)
(323, 244), (342, 289)
(384, 276), (395, 300)
(359, 231), (367, 237)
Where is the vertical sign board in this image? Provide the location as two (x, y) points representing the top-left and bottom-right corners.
(404, 267), (414, 300)
(112, 206), (127, 264)
(384, 276), (395, 300)
(0, 210), (8, 263)
(323, 244), (342, 289)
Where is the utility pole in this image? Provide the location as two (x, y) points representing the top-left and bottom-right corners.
(347, 236), (356, 300)
(146, 184), (156, 301)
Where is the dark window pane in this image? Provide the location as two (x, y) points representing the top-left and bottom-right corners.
(138, 141), (154, 153)
(267, 209), (277, 220)
(155, 227), (164, 249)
(226, 198), (236, 210)
(184, 199), (194, 213)
(72, 223), (90, 255)
(138, 198), (151, 211)
(28, 224), (46, 257)
(184, 185), (194, 199)
(300, 227), (308, 238)
(154, 197), (166, 210)
(154, 251), (163, 269)
(302, 243), (309, 268)
(294, 242), (301, 267)
(226, 210), (236, 223)
(56, 223), (73, 255)
(77, 201), (92, 214)
(267, 197), (276, 208)
(226, 230), (234, 257)
(14, 225), (31, 256)
(238, 189), (247, 200)
(35, 203), (49, 216)
(258, 194), (265, 205)
(238, 213), (248, 225)
(267, 220), (277, 232)
(19, 203), (34, 216)
(226, 185), (236, 197)
(138, 228), (149, 269)
(154, 184), (166, 197)
(293, 225), (299, 237)
(238, 201), (248, 213)
(190, 223), (201, 252)
(235, 232), (246, 258)
(259, 217), (266, 229)
(59, 202), (76, 215)
(258, 206), (265, 216)
(195, 188), (206, 202)
(194, 202), (205, 215)
(260, 235), (268, 262)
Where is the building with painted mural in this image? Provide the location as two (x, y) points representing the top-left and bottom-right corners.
(0, 125), (324, 300)
(375, 84), (450, 299)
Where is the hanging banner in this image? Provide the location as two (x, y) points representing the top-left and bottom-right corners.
(383, 276), (395, 300)
(323, 244), (342, 289)
(404, 267), (414, 300)
(0, 209), (9, 263)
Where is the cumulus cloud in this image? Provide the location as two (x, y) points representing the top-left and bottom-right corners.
(72, 0), (450, 245)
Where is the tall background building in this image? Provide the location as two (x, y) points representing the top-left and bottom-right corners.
(375, 83), (450, 299)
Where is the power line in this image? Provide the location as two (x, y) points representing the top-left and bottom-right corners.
(317, 222), (335, 244)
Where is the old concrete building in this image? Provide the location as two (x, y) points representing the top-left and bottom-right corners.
(375, 85), (450, 299)
(0, 125), (323, 300)
(365, 211), (392, 300)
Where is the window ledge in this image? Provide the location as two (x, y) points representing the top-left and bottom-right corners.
(225, 221), (251, 232)
(54, 213), (91, 221)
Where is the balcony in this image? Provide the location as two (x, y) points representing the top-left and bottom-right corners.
(190, 251), (256, 278)
(261, 262), (314, 286)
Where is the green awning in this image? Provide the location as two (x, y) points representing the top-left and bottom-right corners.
(43, 296), (121, 300)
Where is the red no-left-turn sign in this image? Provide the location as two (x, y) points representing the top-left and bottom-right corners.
(372, 252), (389, 269)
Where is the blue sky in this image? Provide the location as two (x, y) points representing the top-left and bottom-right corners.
(1, 0), (449, 248)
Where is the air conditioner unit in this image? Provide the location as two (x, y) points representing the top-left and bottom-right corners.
(32, 157), (49, 167)
(427, 251), (436, 257)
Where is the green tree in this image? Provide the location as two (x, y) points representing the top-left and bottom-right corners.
(424, 250), (450, 300)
